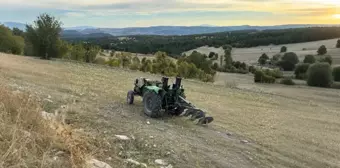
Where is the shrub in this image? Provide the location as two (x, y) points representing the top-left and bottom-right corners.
(337, 39), (340, 48)
(222, 44), (232, 50)
(208, 52), (215, 58)
(110, 51), (115, 57)
(129, 63), (140, 70)
(318, 55), (332, 65)
(317, 45), (327, 55)
(249, 66), (256, 74)
(332, 66), (340, 82)
(106, 58), (121, 67)
(0, 25), (25, 55)
(294, 63), (310, 79)
(280, 46), (287, 53)
(211, 63), (219, 70)
(254, 70), (275, 83)
(93, 57), (106, 65)
(264, 68), (283, 78)
(307, 63), (333, 87)
(280, 77), (295, 85)
(303, 55), (316, 64)
(240, 62), (247, 70)
(270, 54), (281, 65)
(278, 52), (299, 71)
(258, 53), (269, 65)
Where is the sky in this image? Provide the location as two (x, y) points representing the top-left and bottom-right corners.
(1, 0), (340, 28)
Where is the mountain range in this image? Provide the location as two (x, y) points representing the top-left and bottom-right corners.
(2, 22), (340, 37)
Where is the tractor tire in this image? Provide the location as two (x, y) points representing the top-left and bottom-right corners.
(127, 90), (134, 104)
(143, 91), (162, 118)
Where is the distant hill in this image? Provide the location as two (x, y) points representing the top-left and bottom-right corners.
(61, 30), (112, 39)
(1, 22), (26, 30)
(2, 21), (340, 36)
(76, 24), (340, 36)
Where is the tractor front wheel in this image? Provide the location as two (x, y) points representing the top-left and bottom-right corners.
(143, 91), (162, 118)
(127, 90), (134, 104)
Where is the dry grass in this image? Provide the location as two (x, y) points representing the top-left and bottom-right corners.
(1, 53), (340, 168)
(0, 85), (89, 168)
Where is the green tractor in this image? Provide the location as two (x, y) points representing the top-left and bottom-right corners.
(127, 77), (213, 125)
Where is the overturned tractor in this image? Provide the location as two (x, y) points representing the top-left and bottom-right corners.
(127, 77), (213, 125)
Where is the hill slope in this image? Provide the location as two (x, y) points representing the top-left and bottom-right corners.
(1, 53), (340, 168)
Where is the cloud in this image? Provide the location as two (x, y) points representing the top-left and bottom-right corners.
(64, 12), (86, 17)
(1, 0), (340, 27)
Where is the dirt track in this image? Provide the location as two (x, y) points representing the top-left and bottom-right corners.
(1, 53), (340, 168)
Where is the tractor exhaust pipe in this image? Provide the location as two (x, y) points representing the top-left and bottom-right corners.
(162, 77), (169, 90)
(175, 77), (182, 89)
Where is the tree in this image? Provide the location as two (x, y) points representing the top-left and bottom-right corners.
(294, 63), (310, 79)
(224, 49), (233, 69)
(222, 45), (232, 51)
(211, 62), (219, 70)
(277, 52), (299, 71)
(258, 53), (269, 65)
(0, 25), (25, 54)
(280, 46), (287, 53)
(317, 45), (327, 55)
(26, 13), (63, 59)
(307, 63), (333, 87)
(83, 43), (100, 63)
(336, 39), (340, 48)
(303, 55), (316, 64)
(319, 55), (333, 65)
(333, 66), (340, 82)
(208, 52), (215, 58)
(70, 44), (86, 61)
(12, 27), (24, 37)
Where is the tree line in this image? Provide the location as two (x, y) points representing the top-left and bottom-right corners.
(0, 14), (100, 62)
(63, 27), (340, 57)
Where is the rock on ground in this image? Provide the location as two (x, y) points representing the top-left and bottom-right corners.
(86, 158), (112, 168)
(115, 135), (130, 140)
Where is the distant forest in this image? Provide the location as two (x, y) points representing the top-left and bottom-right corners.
(63, 27), (340, 57)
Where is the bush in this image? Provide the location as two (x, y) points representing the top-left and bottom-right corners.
(280, 46), (287, 53)
(106, 58), (121, 67)
(0, 25), (25, 55)
(280, 77), (295, 85)
(332, 66), (340, 82)
(318, 55), (332, 65)
(208, 52), (215, 58)
(249, 66), (256, 74)
(294, 63), (310, 79)
(337, 39), (340, 48)
(129, 63), (140, 70)
(307, 63), (333, 87)
(278, 52), (299, 71)
(254, 70), (275, 83)
(258, 53), (269, 65)
(211, 63), (219, 70)
(303, 55), (316, 64)
(270, 54), (281, 65)
(317, 45), (327, 55)
(264, 68), (283, 78)
(93, 57), (106, 65)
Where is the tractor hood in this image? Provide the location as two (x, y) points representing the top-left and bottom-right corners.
(145, 85), (162, 94)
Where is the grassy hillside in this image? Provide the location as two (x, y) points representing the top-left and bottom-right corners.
(1, 53), (340, 168)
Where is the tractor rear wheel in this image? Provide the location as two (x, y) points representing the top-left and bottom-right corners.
(143, 91), (162, 118)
